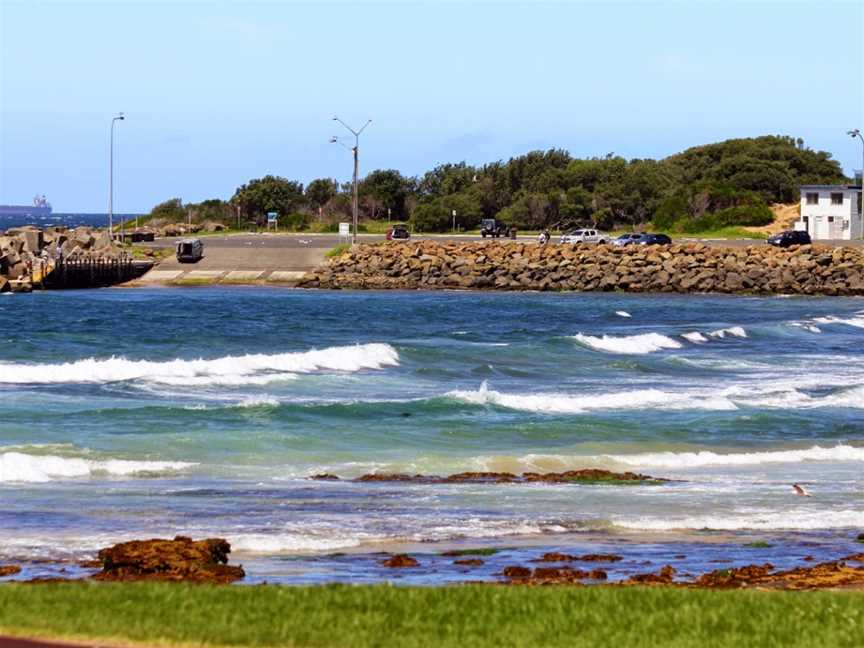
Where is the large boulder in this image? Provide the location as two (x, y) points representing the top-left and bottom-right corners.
(92, 535), (245, 583)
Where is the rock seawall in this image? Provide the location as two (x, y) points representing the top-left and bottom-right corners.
(299, 241), (864, 295)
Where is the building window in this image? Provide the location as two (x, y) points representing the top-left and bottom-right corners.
(828, 216), (834, 223)
(806, 193), (819, 205)
(831, 193), (844, 205)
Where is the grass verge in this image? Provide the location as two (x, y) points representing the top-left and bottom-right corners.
(325, 243), (351, 258)
(0, 583), (862, 648)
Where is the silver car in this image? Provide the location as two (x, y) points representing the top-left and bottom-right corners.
(612, 233), (644, 247)
(559, 229), (608, 244)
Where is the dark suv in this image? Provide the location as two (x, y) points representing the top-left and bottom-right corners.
(386, 224), (410, 240)
(767, 230), (811, 248)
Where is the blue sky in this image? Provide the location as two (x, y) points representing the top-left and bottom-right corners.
(1, 0), (862, 212)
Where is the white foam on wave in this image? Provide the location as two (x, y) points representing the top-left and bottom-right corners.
(613, 509), (864, 532)
(234, 396), (280, 408)
(0, 343), (399, 385)
(447, 381), (735, 414)
(230, 534), (365, 553)
(572, 332), (682, 354)
(681, 331), (708, 343)
(0, 451), (196, 483)
(790, 322), (822, 334)
(708, 326), (747, 339)
(606, 444), (864, 469)
(812, 316), (864, 329)
(615, 310), (632, 318)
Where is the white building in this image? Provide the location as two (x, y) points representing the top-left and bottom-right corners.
(795, 185), (862, 240)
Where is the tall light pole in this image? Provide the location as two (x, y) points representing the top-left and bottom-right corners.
(331, 116), (371, 244)
(109, 112), (125, 238)
(849, 129), (864, 227)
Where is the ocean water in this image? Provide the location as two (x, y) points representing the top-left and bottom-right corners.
(1, 288), (862, 583)
(0, 213), (141, 230)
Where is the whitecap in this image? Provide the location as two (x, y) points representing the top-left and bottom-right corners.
(0, 343), (399, 385)
(606, 443), (864, 469)
(615, 311), (632, 318)
(572, 332), (682, 354)
(447, 381), (735, 414)
(681, 331), (708, 343)
(0, 451), (196, 483)
(708, 326), (747, 339)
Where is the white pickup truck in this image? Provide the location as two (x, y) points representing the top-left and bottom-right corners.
(559, 229), (608, 244)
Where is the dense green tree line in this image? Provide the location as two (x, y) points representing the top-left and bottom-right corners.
(147, 135), (847, 232)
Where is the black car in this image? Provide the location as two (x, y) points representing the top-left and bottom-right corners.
(386, 224), (410, 240)
(767, 230), (811, 248)
(634, 233), (672, 246)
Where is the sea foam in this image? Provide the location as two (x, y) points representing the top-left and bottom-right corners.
(447, 381), (735, 414)
(613, 509), (864, 532)
(0, 343), (399, 385)
(606, 443), (864, 469)
(572, 332), (682, 354)
(0, 451), (196, 483)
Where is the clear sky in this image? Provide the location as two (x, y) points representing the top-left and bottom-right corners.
(1, 0), (862, 213)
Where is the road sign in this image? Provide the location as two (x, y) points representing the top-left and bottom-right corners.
(339, 222), (350, 238)
(267, 212), (278, 223)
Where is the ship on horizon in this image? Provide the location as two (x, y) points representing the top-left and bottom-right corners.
(0, 195), (53, 217)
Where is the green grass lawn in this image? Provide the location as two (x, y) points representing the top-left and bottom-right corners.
(0, 583), (861, 648)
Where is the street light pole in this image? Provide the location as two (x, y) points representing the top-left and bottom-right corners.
(848, 129), (864, 225)
(109, 112), (125, 238)
(331, 116), (371, 245)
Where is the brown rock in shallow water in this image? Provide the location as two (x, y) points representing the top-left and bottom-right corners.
(534, 552), (578, 562)
(626, 565), (677, 585)
(576, 553), (623, 563)
(693, 563), (774, 589)
(93, 536), (244, 583)
(346, 469), (664, 485)
(0, 565), (21, 577)
(381, 554), (419, 568)
(309, 473), (340, 481)
(454, 558), (484, 566)
(502, 565), (532, 579)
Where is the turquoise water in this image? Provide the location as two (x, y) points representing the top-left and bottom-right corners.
(1, 288), (862, 582)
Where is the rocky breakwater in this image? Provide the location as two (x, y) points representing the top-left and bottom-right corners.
(0, 225), (144, 292)
(299, 240), (864, 295)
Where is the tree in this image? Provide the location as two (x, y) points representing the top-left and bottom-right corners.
(148, 198), (186, 222)
(231, 176), (305, 225)
(305, 178), (338, 215)
(410, 200), (451, 232)
(359, 169), (411, 219)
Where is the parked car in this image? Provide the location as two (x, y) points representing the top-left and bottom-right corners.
(767, 230), (811, 248)
(386, 224), (411, 240)
(612, 233), (644, 246)
(176, 238), (204, 263)
(634, 233), (672, 246)
(559, 229), (608, 244)
(480, 218), (509, 238)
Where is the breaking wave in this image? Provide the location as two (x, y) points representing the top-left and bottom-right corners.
(0, 343), (399, 385)
(447, 381), (735, 414)
(572, 332), (682, 354)
(0, 451), (196, 483)
(606, 444), (864, 469)
(708, 326), (747, 339)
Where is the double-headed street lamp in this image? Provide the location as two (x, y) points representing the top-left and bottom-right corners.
(109, 112), (125, 237)
(330, 116), (371, 245)
(848, 128), (863, 185)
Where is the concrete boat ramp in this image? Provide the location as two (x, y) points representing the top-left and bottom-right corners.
(134, 233), (331, 286)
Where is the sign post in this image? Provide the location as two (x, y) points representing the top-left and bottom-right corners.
(339, 222), (350, 243)
(267, 212), (278, 231)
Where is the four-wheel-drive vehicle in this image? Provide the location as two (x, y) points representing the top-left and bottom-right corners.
(612, 233), (643, 246)
(559, 229), (608, 244)
(767, 230), (811, 248)
(480, 219), (509, 238)
(634, 233), (672, 246)
(386, 224), (411, 240)
(176, 238), (204, 263)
